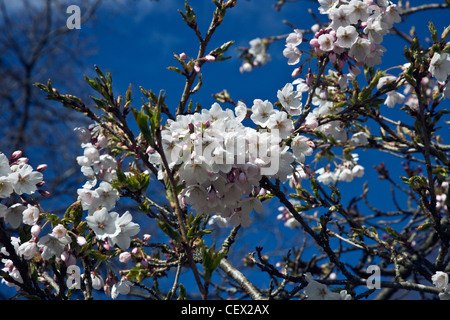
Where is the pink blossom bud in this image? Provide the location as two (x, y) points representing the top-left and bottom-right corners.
(194, 64), (201, 73)
(203, 54), (215, 62)
(38, 190), (51, 198)
(119, 252), (132, 263)
(329, 52), (337, 64)
(103, 240), (110, 250)
(77, 236), (87, 247)
(10, 150), (22, 161)
(36, 164), (48, 172)
(31, 224), (41, 238)
(141, 259), (149, 268)
(61, 251), (76, 267)
(310, 38), (320, 48)
(142, 234), (151, 241)
(17, 157), (29, 164)
(36, 181), (46, 187)
(178, 194), (187, 208)
(146, 146), (155, 154)
(131, 247), (139, 255)
(291, 66), (302, 78)
(338, 57), (346, 70)
(179, 52), (187, 60)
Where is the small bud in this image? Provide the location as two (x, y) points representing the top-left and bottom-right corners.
(203, 54), (215, 62)
(142, 234), (151, 242)
(194, 64), (201, 73)
(141, 259), (149, 268)
(10, 150), (22, 161)
(119, 252), (132, 263)
(36, 181), (46, 187)
(310, 38), (320, 48)
(31, 224), (41, 238)
(77, 236), (87, 247)
(38, 190), (51, 198)
(17, 157), (29, 164)
(102, 240), (110, 251)
(131, 247), (139, 255)
(291, 66), (302, 78)
(179, 52), (187, 60)
(36, 164), (48, 172)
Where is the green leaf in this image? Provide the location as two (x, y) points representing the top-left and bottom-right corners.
(177, 284), (188, 300)
(329, 185), (341, 204)
(125, 83), (132, 103)
(45, 213), (61, 225)
(157, 220), (183, 243)
(384, 225), (400, 238)
(429, 21), (439, 44)
(132, 107), (154, 145)
(416, 221), (433, 231)
(432, 167), (447, 177)
(88, 250), (109, 261)
(167, 66), (185, 75)
(310, 177), (320, 199)
(201, 242), (226, 283)
(64, 200), (83, 227)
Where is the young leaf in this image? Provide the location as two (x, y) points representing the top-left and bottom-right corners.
(157, 220), (183, 243)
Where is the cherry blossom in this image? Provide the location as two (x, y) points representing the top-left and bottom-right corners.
(250, 99), (276, 127)
(432, 271), (449, 290)
(8, 163), (43, 195)
(429, 52), (450, 82)
(37, 232), (71, 260)
(18, 240), (37, 260)
(22, 204), (40, 226)
(277, 83), (303, 116)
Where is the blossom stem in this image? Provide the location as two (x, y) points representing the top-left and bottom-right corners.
(295, 56), (329, 131)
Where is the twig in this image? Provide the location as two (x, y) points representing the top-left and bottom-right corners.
(219, 258), (265, 300)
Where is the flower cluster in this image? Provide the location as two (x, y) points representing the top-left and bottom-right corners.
(311, 0), (401, 68)
(317, 154), (365, 185)
(75, 125), (140, 251)
(239, 38), (272, 73)
(0, 152), (45, 231)
(75, 124), (118, 189)
(0, 152), (44, 200)
(159, 101), (314, 227)
(1, 126), (140, 296)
